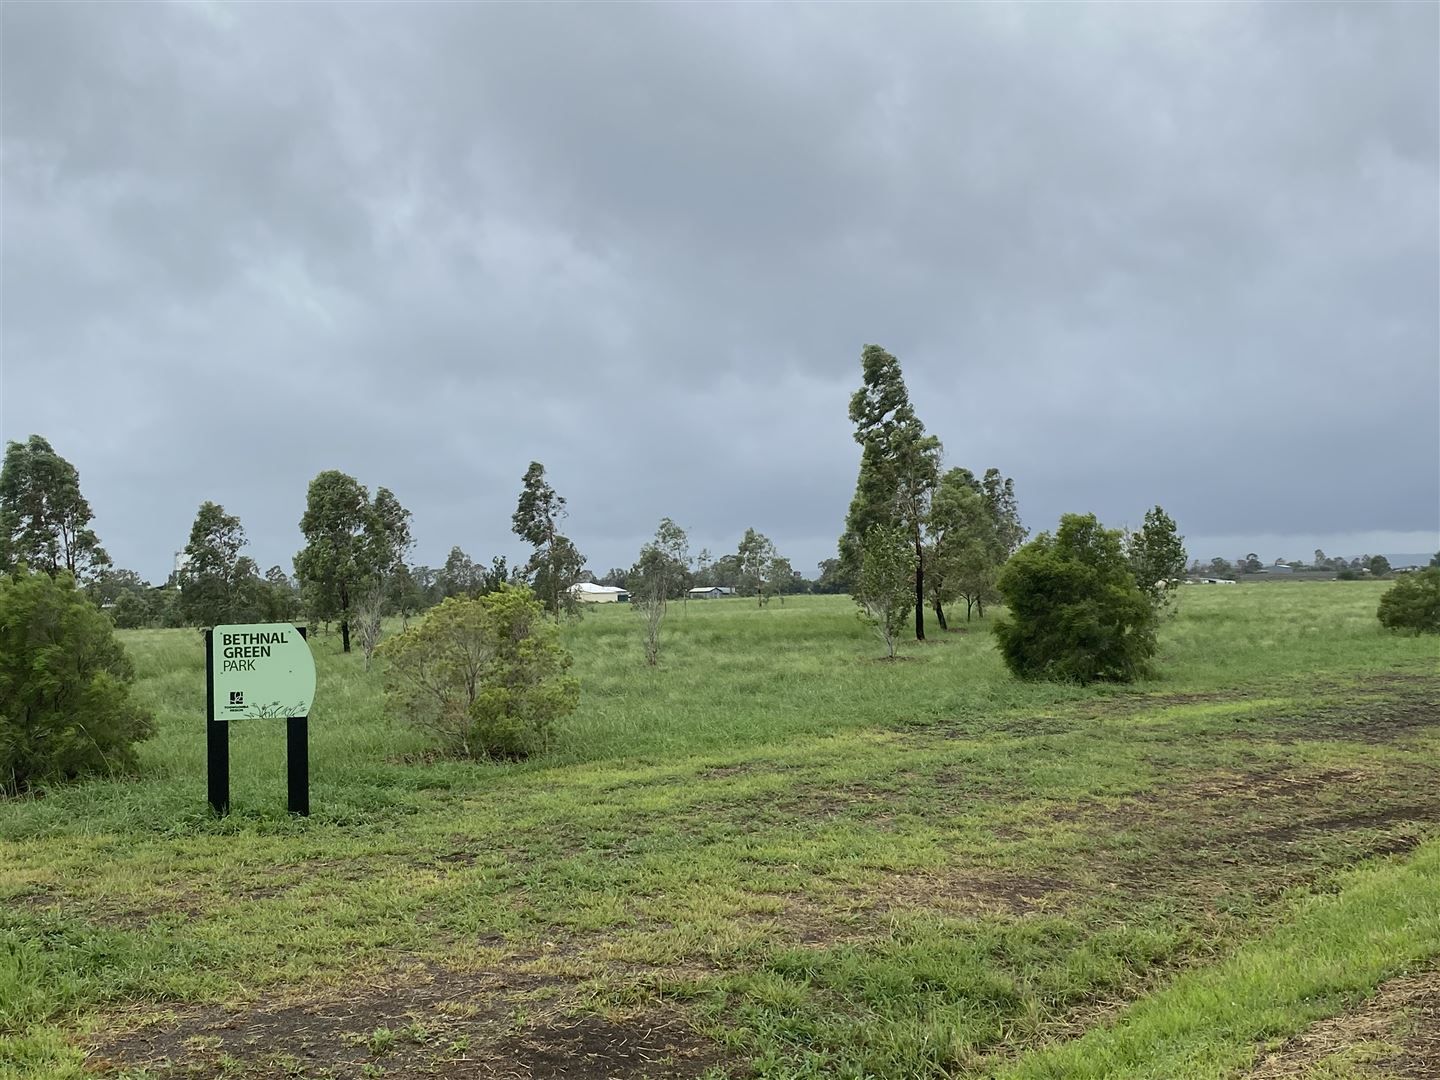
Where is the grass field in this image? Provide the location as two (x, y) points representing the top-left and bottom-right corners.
(2, 584), (1437, 1079)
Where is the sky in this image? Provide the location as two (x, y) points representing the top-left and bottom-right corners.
(2, 1), (1437, 582)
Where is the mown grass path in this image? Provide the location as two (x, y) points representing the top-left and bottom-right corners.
(2, 585), (1437, 1078)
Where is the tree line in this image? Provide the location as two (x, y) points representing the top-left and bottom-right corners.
(0, 438), (811, 654)
(1194, 551), (1417, 580)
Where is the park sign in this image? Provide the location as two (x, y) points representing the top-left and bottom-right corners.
(211, 623), (316, 720)
(205, 623), (316, 817)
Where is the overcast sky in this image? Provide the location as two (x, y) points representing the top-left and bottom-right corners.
(3, 1), (1437, 581)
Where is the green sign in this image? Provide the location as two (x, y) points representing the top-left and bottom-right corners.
(211, 623), (316, 720)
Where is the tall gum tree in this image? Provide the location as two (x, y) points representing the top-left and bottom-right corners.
(294, 471), (412, 652)
(0, 435), (111, 583)
(511, 462), (585, 617)
(840, 345), (941, 641)
(178, 501), (248, 628)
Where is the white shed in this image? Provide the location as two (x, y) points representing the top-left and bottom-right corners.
(571, 582), (630, 603)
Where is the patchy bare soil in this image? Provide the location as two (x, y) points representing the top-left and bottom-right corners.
(1262, 695), (1440, 746)
(869, 869), (1071, 918)
(87, 964), (723, 1079)
(1247, 969), (1439, 1078)
(75, 674), (1440, 1078)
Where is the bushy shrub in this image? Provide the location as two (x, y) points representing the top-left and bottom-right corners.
(993, 513), (1158, 684)
(1377, 569), (1440, 634)
(378, 585), (578, 759)
(0, 570), (155, 793)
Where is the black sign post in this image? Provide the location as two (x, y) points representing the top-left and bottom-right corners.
(205, 629), (229, 816)
(287, 627), (309, 816)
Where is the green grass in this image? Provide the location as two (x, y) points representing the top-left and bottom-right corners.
(1, 583), (1436, 1078)
(997, 841), (1440, 1080)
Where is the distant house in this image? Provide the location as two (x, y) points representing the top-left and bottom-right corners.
(570, 582), (629, 603)
(687, 586), (734, 600)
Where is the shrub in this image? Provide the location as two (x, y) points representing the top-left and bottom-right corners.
(1376, 568), (1440, 634)
(0, 569), (155, 794)
(378, 585), (578, 759)
(993, 513), (1158, 684)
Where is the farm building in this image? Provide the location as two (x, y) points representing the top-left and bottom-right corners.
(688, 586), (735, 599)
(570, 582), (630, 603)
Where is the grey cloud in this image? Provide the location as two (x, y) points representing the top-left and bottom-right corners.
(2, 1), (1435, 581)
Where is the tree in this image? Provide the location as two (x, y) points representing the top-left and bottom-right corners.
(408, 565), (441, 610)
(177, 501), (249, 628)
(511, 462), (585, 617)
(438, 546), (480, 598)
(1209, 557), (1234, 579)
(815, 558), (847, 595)
(261, 565), (301, 623)
(736, 527), (777, 605)
(378, 585), (579, 758)
(477, 555), (510, 596)
(294, 471), (413, 653)
(840, 345), (942, 641)
(385, 564), (423, 627)
(91, 568), (148, 609)
(993, 513), (1158, 685)
(1377, 568), (1440, 634)
(1314, 549), (1327, 569)
(1, 569), (155, 793)
(767, 554), (795, 605)
(927, 467), (1025, 626)
(854, 524), (914, 659)
(711, 553), (742, 591)
(111, 590), (153, 629)
(924, 468), (984, 629)
(368, 487), (413, 579)
(1126, 505), (1187, 614)
(1430, 552), (1440, 568)
(630, 519), (689, 665)
(1367, 554), (1392, 578)
(953, 534), (1003, 622)
(354, 587), (387, 671)
(980, 469), (1028, 559)
(229, 557), (273, 624)
(654, 518), (692, 601)
(0, 435), (111, 583)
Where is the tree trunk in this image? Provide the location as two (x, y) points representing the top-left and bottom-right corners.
(977, 597), (985, 619)
(340, 582), (352, 652)
(914, 536), (926, 641)
(933, 599), (948, 631)
(966, 596), (974, 621)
